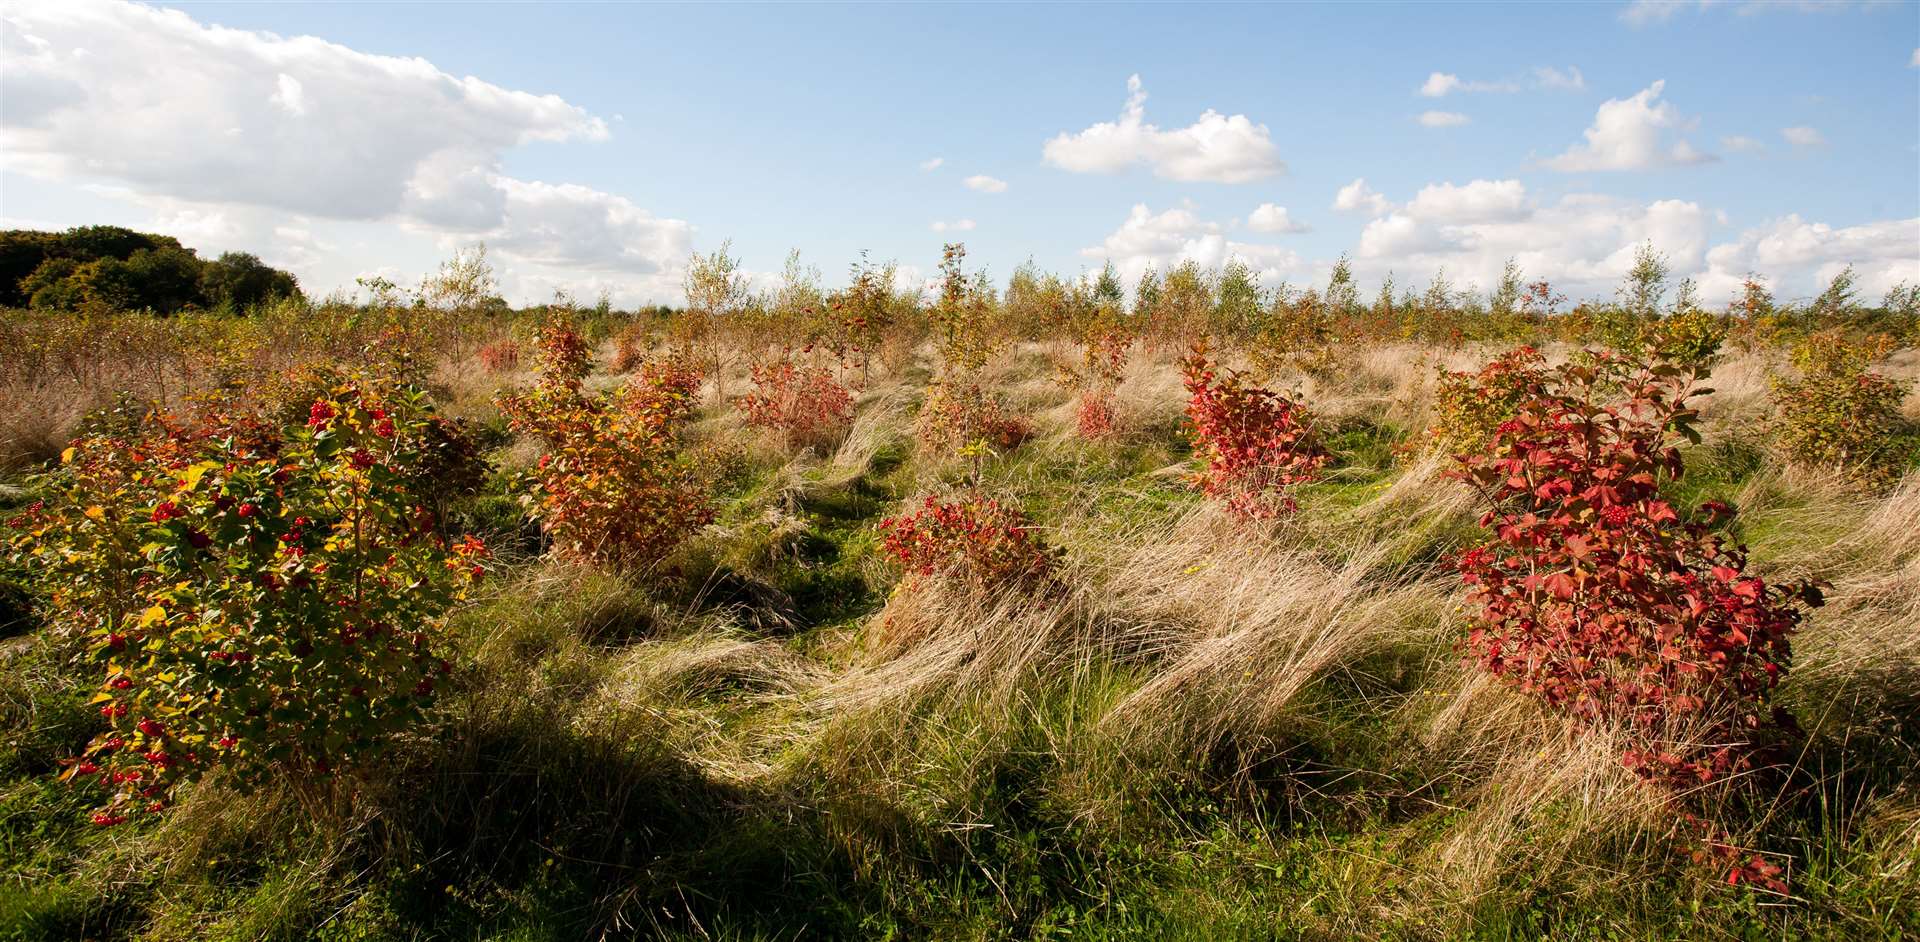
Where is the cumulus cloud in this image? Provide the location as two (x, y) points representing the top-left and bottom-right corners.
(1333, 178), (1392, 216)
(1246, 203), (1310, 234)
(1042, 74), (1284, 183)
(1545, 80), (1714, 171)
(1697, 215), (1920, 301)
(920, 156), (944, 171)
(963, 174), (1008, 193)
(1781, 125), (1826, 148)
(1080, 203), (1304, 287)
(0, 0), (694, 301)
(1417, 110), (1471, 128)
(930, 218), (976, 233)
(1721, 134), (1766, 154)
(1350, 178), (1712, 298)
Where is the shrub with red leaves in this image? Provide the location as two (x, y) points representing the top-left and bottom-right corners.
(498, 311), (710, 569)
(736, 357), (855, 449)
(1450, 352), (1822, 783)
(476, 338), (522, 373)
(879, 493), (1057, 591)
(1180, 349), (1329, 519)
(1074, 390), (1119, 440)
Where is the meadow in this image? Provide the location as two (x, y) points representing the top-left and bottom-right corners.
(0, 237), (1916, 940)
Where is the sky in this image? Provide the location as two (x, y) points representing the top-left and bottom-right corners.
(2, 0), (1917, 308)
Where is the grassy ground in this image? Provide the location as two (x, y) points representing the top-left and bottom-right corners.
(1, 340), (1916, 940)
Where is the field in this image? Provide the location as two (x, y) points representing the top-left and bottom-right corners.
(0, 243), (1917, 941)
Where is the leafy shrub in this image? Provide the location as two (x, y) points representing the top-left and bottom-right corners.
(1180, 349), (1329, 519)
(4, 376), (488, 822)
(476, 338), (522, 373)
(1645, 307), (1728, 367)
(879, 493), (1057, 590)
(497, 311), (711, 568)
(736, 358), (855, 450)
(917, 382), (1032, 455)
(1770, 332), (1914, 483)
(1450, 353), (1823, 785)
(1074, 390), (1119, 440)
(1429, 346), (1548, 455)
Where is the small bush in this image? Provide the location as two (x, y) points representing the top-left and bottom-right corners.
(1451, 352), (1823, 784)
(4, 375), (488, 822)
(1771, 332), (1914, 483)
(498, 311), (711, 569)
(1074, 390), (1119, 440)
(1180, 349), (1329, 519)
(917, 382), (1032, 455)
(1429, 346), (1547, 455)
(476, 338), (522, 373)
(879, 493), (1057, 591)
(737, 358), (855, 450)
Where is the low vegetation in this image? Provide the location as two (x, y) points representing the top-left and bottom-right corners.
(0, 233), (1916, 939)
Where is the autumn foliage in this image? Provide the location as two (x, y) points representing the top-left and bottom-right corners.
(497, 311), (710, 568)
(1181, 348), (1329, 519)
(879, 493), (1057, 591)
(736, 356), (855, 450)
(5, 375), (487, 822)
(1449, 351), (1823, 784)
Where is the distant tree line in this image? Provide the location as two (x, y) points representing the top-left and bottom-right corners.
(0, 226), (302, 314)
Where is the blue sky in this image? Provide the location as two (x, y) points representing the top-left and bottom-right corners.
(2, 0), (1916, 306)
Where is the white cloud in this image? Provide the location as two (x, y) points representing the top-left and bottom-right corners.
(1697, 215), (1920, 301)
(1404, 179), (1530, 223)
(0, 0), (696, 303)
(1080, 203), (1304, 287)
(1781, 125), (1826, 147)
(1533, 66), (1587, 91)
(1042, 74), (1285, 183)
(1333, 178), (1392, 216)
(1417, 110), (1471, 128)
(1911, 47), (1919, 67)
(920, 156), (944, 171)
(930, 218), (976, 233)
(963, 174), (1008, 193)
(1246, 203), (1310, 234)
(1545, 80), (1714, 171)
(1354, 186), (1712, 299)
(1721, 134), (1766, 154)
(1419, 67), (1583, 97)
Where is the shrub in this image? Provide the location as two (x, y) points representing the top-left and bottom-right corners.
(497, 311), (711, 569)
(879, 493), (1057, 591)
(916, 382), (1032, 456)
(1429, 346), (1548, 455)
(476, 338), (522, 373)
(1645, 307), (1728, 368)
(4, 376), (488, 822)
(1074, 390), (1119, 440)
(1770, 332), (1914, 483)
(1450, 352), (1823, 783)
(1180, 349), (1329, 519)
(736, 357), (855, 450)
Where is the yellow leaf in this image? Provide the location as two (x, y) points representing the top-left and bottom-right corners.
(179, 461), (219, 491)
(61, 447), (76, 464)
(138, 605), (167, 628)
(85, 505), (106, 520)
